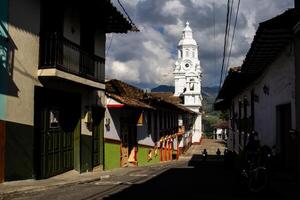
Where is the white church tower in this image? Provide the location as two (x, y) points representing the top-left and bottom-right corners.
(173, 22), (202, 143)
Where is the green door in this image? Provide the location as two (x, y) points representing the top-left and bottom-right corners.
(40, 108), (74, 178)
(92, 108), (104, 168)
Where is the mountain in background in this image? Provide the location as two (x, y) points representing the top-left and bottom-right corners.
(151, 85), (175, 92)
(151, 85), (219, 113)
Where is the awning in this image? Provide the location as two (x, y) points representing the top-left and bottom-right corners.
(106, 97), (124, 109)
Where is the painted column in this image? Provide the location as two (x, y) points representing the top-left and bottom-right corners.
(0, 0), (8, 183)
(0, 0), (8, 120)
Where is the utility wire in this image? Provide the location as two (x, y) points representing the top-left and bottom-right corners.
(213, 1), (217, 73)
(219, 0), (231, 92)
(223, 0), (234, 80)
(117, 0), (139, 31)
(106, 34), (114, 57)
(226, 0), (241, 69)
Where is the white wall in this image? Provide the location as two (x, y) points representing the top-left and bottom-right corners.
(137, 110), (155, 146)
(228, 44), (295, 151)
(105, 109), (121, 140)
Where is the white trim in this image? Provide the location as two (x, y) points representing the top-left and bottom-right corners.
(38, 68), (105, 89)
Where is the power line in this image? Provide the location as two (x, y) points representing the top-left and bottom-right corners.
(219, 0), (231, 92)
(213, 1), (217, 72)
(223, 0), (234, 80)
(106, 34), (114, 57)
(117, 0), (139, 31)
(226, 0), (241, 69)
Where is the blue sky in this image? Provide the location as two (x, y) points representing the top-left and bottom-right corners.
(107, 0), (294, 89)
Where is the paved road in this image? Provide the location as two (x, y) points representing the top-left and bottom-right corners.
(2, 141), (286, 200)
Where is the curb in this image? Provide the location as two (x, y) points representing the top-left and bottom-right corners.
(0, 177), (102, 197)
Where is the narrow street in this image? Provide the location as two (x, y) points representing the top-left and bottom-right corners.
(1, 139), (286, 200)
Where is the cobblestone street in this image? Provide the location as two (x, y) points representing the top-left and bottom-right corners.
(183, 139), (226, 157)
(1, 140), (293, 200)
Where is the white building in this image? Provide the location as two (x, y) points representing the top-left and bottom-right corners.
(216, 8), (299, 178)
(173, 22), (202, 143)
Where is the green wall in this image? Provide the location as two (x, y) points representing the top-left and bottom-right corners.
(80, 134), (93, 172)
(5, 121), (34, 181)
(104, 142), (120, 170)
(73, 120), (81, 172)
(137, 145), (160, 166)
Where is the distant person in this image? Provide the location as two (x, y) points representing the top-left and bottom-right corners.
(202, 149), (208, 161)
(216, 148), (221, 158)
(245, 131), (260, 165)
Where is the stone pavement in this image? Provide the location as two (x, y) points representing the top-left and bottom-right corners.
(183, 138), (226, 157)
(0, 161), (177, 198)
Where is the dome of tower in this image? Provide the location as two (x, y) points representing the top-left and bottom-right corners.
(178, 21), (197, 46)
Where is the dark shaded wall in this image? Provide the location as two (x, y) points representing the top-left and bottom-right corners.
(5, 121), (34, 180)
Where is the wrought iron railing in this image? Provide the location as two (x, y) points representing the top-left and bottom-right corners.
(39, 33), (105, 83)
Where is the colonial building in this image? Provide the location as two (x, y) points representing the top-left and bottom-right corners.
(0, 0), (136, 182)
(173, 22), (202, 143)
(104, 79), (196, 170)
(215, 8), (300, 179)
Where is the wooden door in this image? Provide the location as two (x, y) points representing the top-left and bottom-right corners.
(92, 108), (104, 168)
(0, 121), (5, 183)
(40, 108), (74, 178)
(120, 126), (129, 167)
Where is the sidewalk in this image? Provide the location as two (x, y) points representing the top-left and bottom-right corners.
(0, 161), (177, 197)
(0, 169), (105, 196)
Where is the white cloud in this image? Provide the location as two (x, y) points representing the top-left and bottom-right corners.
(162, 0), (185, 17)
(107, 0), (294, 88)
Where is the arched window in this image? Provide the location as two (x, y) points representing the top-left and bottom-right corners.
(189, 79), (195, 91)
(186, 50), (189, 57)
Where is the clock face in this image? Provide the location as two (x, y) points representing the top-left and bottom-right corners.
(183, 60), (192, 70)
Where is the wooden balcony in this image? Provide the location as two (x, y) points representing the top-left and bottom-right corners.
(39, 33), (105, 87)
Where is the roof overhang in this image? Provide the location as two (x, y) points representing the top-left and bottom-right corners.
(216, 8), (300, 108)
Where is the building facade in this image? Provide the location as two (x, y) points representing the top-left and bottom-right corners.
(216, 9), (300, 179)
(104, 80), (196, 170)
(0, 0), (135, 182)
(173, 22), (202, 143)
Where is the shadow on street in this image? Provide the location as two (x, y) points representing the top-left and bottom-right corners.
(102, 155), (283, 200)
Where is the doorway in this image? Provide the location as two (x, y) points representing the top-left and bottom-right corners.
(34, 87), (81, 179)
(92, 107), (104, 168)
(277, 103), (297, 175)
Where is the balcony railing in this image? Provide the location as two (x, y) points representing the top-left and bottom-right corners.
(39, 33), (105, 83)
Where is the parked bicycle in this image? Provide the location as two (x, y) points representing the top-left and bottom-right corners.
(240, 139), (273, 193)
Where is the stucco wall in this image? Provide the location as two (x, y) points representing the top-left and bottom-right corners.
(104, 142), (120, 170)
(105, 109), (121, 141)
(95, 29), (105, 58)
(6, 0), (40, 126)
(63, 7), (81, 45)
(137, 110), (155, 147)
(229, 45), (295, 150)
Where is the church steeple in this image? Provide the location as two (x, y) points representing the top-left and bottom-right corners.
(174, 22), (202, 97)
(183, 21), (192, 39)
(178, 21), (197, 47)
(173, 22), (202, 142)
(173, 21), (203, 143)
